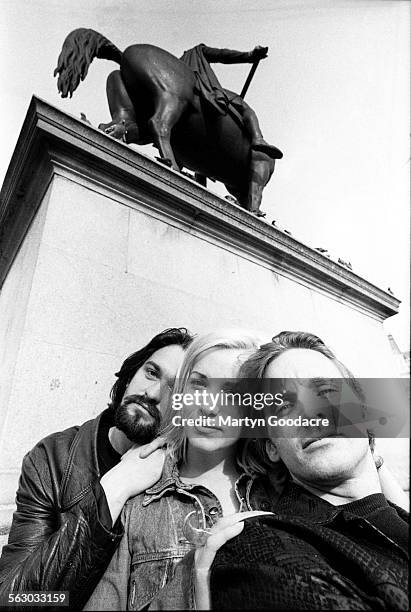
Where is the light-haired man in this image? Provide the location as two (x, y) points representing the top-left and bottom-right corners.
(208, 332), (409, 610)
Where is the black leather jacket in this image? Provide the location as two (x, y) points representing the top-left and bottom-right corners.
(0, 410), (123, 610)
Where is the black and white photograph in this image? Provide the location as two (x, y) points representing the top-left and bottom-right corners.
(0, 1), (409, 610)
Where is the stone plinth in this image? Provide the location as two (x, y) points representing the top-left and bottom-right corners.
(0, 97), (404, 542)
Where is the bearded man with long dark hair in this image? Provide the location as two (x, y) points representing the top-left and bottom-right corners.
(0, 327), (192, 610)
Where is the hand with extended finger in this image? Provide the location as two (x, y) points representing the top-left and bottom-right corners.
(194, 511), (273, 609)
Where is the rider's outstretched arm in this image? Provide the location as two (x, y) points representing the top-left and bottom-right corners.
(201, 44), (268, 65)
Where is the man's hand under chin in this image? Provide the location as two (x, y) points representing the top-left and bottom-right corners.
(100, 445), (165, 525)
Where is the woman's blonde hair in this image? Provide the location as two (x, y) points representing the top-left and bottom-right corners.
(162, 329), (269, 474)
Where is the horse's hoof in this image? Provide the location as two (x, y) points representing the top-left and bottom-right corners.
(253, 210), (266, 218)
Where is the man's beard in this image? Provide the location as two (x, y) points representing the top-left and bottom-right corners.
(114, 394), (161, 445)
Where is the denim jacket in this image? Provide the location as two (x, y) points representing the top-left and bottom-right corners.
(83, 457), (277, 611)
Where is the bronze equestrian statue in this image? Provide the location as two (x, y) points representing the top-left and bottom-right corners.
(54, 29), (283, 216)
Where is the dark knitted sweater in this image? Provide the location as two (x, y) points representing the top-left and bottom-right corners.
(211, 482), (409, 610)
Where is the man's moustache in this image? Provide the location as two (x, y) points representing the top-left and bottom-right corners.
(121, 394), (160, 419)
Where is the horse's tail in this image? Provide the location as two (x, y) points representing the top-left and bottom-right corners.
(54, 28), (123, 98)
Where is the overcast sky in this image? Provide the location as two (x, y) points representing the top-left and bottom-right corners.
(1, 0), (409, 350)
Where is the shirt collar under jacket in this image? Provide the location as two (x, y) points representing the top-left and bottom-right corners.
(143, 455), (262, 511)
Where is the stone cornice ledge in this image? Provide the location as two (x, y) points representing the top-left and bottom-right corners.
(0, 96), (400, 321)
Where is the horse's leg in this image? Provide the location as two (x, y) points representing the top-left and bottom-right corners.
(247, 152), (275, 216)
(148, 95), (185, 171)
(248, 182), (265, 217)
(98, 70), (141, 143)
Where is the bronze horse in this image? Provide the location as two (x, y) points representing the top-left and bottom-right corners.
(55, 29), (282, 215)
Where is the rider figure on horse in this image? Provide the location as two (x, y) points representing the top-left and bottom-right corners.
(54, 28), (282, 214)
(180, 44), (281, 159)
